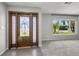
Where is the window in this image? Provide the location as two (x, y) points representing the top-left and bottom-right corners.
(20, 16), (29, 36)
(52, 20), (75, 34)
(12, 16), (16, 44)
(33, 16), (36, 43)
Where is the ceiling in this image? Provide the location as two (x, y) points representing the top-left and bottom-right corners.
(5, 2), (79, 15)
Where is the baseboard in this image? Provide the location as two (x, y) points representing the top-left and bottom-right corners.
(42, 39), (79, 42)
(42, 39), (55, 41)
(0, 48), (8, 56)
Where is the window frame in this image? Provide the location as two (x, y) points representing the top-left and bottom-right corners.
(52, 19), (77, 35)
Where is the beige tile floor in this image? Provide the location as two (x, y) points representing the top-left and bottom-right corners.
(2, 47), (43, 56)
(41, 40), (79, 56)
(2, 40), (79, 56)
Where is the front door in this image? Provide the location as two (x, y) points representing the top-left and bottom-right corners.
(8, 12), (38, 49)
(17, 14), (33, 47)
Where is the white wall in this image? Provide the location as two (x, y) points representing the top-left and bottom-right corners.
(42, 14), (79, 41)
(0, 3), (7, 55)
(6, 5), (42, 47)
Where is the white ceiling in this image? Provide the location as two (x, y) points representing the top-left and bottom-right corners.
(5, 2), (79, 15)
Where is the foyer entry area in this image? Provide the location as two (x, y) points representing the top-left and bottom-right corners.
(8, 12), (39, 49)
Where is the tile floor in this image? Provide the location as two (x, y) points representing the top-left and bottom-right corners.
(2, 40), (79, 56)
(41, 40), (79, 56)
(2, 47), (43, 56)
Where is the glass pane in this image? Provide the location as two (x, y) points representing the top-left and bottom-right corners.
(33, 16), (36, 43)
(20, 16), (29, 36)
(52, 20), (75, 34)
(12, 16), (16, 44)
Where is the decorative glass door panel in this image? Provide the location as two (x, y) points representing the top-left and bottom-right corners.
(33, 16), (36, 43)
(12, 16), (16, 44)
(20, 16), (29, 37)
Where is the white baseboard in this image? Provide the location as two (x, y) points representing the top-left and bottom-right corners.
(42, 39), (79, 42)
(42, 39), (54, 41)
(0, 48), (8, 56)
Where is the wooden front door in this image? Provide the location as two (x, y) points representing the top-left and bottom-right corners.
(17, 14), (33, 47)
(8, 12), (38, 49)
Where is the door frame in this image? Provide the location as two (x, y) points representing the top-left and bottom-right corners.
(8, 11), (39, 49)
